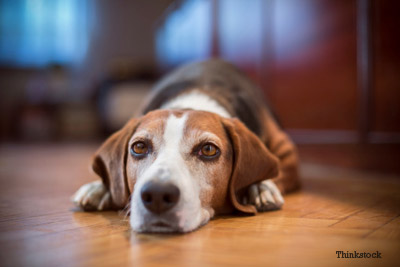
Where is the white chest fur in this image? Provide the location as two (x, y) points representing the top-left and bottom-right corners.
(160, 90), (231, 118)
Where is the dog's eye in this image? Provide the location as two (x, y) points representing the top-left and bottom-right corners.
(131, 141), (148, 156)
(199, 143), (219, 158)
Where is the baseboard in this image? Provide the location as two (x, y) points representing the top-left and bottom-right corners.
(287, 129), (400, 144)
(368, 132), (400, 143)
(287, 129), (359, 144)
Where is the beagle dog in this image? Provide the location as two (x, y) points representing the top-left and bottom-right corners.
(72, 59), (300, 233)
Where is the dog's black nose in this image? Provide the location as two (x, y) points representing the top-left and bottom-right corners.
(140, 181), (180, 214)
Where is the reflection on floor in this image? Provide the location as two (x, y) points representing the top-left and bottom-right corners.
(0, 144), (399, 266)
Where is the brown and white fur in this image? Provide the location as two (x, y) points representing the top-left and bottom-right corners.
(72, 59), (300, 233)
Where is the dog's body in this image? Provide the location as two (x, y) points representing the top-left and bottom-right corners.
(73, 60), (300, 233)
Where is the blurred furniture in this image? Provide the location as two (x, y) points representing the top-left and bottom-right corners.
(94, 66), (157, 136)
(3, 65), (100, 142)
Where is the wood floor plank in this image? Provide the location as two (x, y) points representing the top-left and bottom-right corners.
(367, 216), (400, 240)
(331, 199), (400, 230)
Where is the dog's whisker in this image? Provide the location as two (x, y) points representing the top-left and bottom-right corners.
(119, 199), (131, 221)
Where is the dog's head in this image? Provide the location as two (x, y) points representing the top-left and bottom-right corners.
(92, 109), (279, 233)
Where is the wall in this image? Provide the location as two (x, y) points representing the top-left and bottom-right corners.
(157, 0), (400, 143)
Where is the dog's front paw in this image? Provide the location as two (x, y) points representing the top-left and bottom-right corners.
(71, 181), (112, 211)
(244, 180), (284, 211)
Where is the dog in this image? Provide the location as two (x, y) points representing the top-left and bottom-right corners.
(72, 59), (300, 233)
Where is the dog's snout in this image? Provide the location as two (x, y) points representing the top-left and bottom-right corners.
(140, 181), (180, 214)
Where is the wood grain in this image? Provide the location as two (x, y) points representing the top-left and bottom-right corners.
(0, 144), (399, 266)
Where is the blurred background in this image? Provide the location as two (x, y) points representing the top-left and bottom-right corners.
(0, 0), (399, 173)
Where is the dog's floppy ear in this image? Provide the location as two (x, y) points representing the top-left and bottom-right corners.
(91, 118), (140, 209)
(223, 118), (280, 214)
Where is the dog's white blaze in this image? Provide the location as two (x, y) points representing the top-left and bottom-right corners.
(159, 114), (205, 231)
(161, 90), (231, 118)
(162, 114), (187, 158)
(130, 113), (208, 232)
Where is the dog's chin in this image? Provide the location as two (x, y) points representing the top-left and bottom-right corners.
(141, 221), (184, 233)
(131, 218), (202, 233)
(130, 209), (212, 234)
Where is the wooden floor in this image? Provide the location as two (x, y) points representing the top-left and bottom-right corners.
(0, 144), (399, 267)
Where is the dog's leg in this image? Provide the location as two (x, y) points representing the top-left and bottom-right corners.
(244, 112), (300, 212)
(262, 111), (301, 194)
(242, 131), (299, 211)
(267, 130), (300, 195)
(245, 180), (284, 211)
(71, 181), (112, 211)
